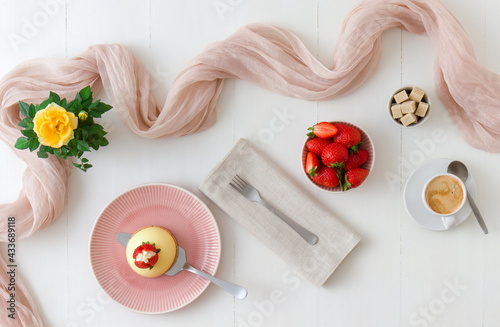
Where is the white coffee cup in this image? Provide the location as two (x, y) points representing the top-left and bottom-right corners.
(422, 173), (467, 229)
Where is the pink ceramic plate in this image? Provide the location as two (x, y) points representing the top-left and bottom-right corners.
(89, 183), (221, 314)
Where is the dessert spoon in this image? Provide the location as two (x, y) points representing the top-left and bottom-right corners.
(447, 160), (488, 234)
(116, 233), (248, 299)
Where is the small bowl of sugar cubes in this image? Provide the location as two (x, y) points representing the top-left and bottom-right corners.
(389, 86), (430, 127)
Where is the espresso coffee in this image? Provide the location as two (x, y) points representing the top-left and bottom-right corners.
(424, 175), (464, 215)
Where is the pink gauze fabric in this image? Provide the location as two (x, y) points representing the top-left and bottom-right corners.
(1, 0), (500, 325)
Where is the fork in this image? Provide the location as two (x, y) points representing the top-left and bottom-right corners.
(230, 175), (319, 245)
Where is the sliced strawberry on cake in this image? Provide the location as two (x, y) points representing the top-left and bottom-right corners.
(132, 242), (161, 270)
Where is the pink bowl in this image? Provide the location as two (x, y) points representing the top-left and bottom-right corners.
(301, 121), (375, 192)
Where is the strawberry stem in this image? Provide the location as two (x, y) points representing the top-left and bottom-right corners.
(308, 166), (318, 178)
(349, 142), (363, 154)
(306, 127), (315, 137)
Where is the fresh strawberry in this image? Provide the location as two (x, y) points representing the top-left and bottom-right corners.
(321, 143), (349, 168)
(343, 168), (369, 190)
(132, 242), (161, 269)
(307, 122), (338, 139)
(333, 123), (362, 151)
(305, 152), (320, 178)
(344, 148), (369, 171)
(312, 166), (340, 188)
(306, 137), (332, 156)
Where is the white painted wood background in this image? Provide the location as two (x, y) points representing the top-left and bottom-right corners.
(0, 0), (499, 326)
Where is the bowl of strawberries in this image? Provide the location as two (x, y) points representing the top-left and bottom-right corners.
(302, 121), (374, 192)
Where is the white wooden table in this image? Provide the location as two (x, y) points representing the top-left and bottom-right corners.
(1, 0), (499, 326)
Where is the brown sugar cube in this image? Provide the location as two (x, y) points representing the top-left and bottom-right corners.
(400, 113), (417, 127)
(391, 104), (403, 119)
(415, 101), (429, 117)
(401, 100), (417, 114)
(409, 87), (425, 102)
(394, 90), (409, 104)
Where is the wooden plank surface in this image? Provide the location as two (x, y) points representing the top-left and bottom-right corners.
(0, 0), (499, 326)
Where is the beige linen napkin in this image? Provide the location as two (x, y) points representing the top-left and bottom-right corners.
(199, 139), (360, 287)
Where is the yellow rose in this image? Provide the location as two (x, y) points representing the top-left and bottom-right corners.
(33, 103), (78, 148)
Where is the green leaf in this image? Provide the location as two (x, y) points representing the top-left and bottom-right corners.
(92, 123), (104, 130)
(88, 99), (100, 109)
(53, 149), (62, 158)
(28, 104), (37, 118)
(68, 138), (77, 147)
(61, 146), (68, 156)
(81, 128), (89, 139)
(28, 137), (39, 152)
(89, 139), (99, 151)
(40, 145), (53, 154)
(14, 137), (29, 150)
(49, 92), (61, 105)
(81, 158), (89, 163)
(21, 129), (36, 138)
(40, 97), (54, 109)
(73, 100), (82, 112)
(67, 139), (78, 152)
(99, 138), (109, 147)
(18, 117), (33, 129)
(79, 86), (92, 101)
(67, 99), (76, 109)
(73, 129), (82, 141)
(89, 110), (102, 118)
(96, 102), (112, 114)
(37, 151), (48, 158)
(19, 101), (30, 117)
(66, 100), (82, 115)
(91, 124), (106, 137)
(60, 98), (67, 108)
(69, 147), (79, 157)
(73, 159), (92, 172)
(77, 140), (91, 152)
(81, 98), (93, 108)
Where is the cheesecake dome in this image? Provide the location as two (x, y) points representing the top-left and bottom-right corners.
(125, 226), (178, 278)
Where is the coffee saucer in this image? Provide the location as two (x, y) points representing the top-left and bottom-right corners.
(403, 158), (477, 231)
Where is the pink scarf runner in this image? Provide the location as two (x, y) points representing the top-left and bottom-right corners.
(1, 0), (499, 325)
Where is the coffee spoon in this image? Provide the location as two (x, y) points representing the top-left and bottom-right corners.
(447, 160), (488, 234)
